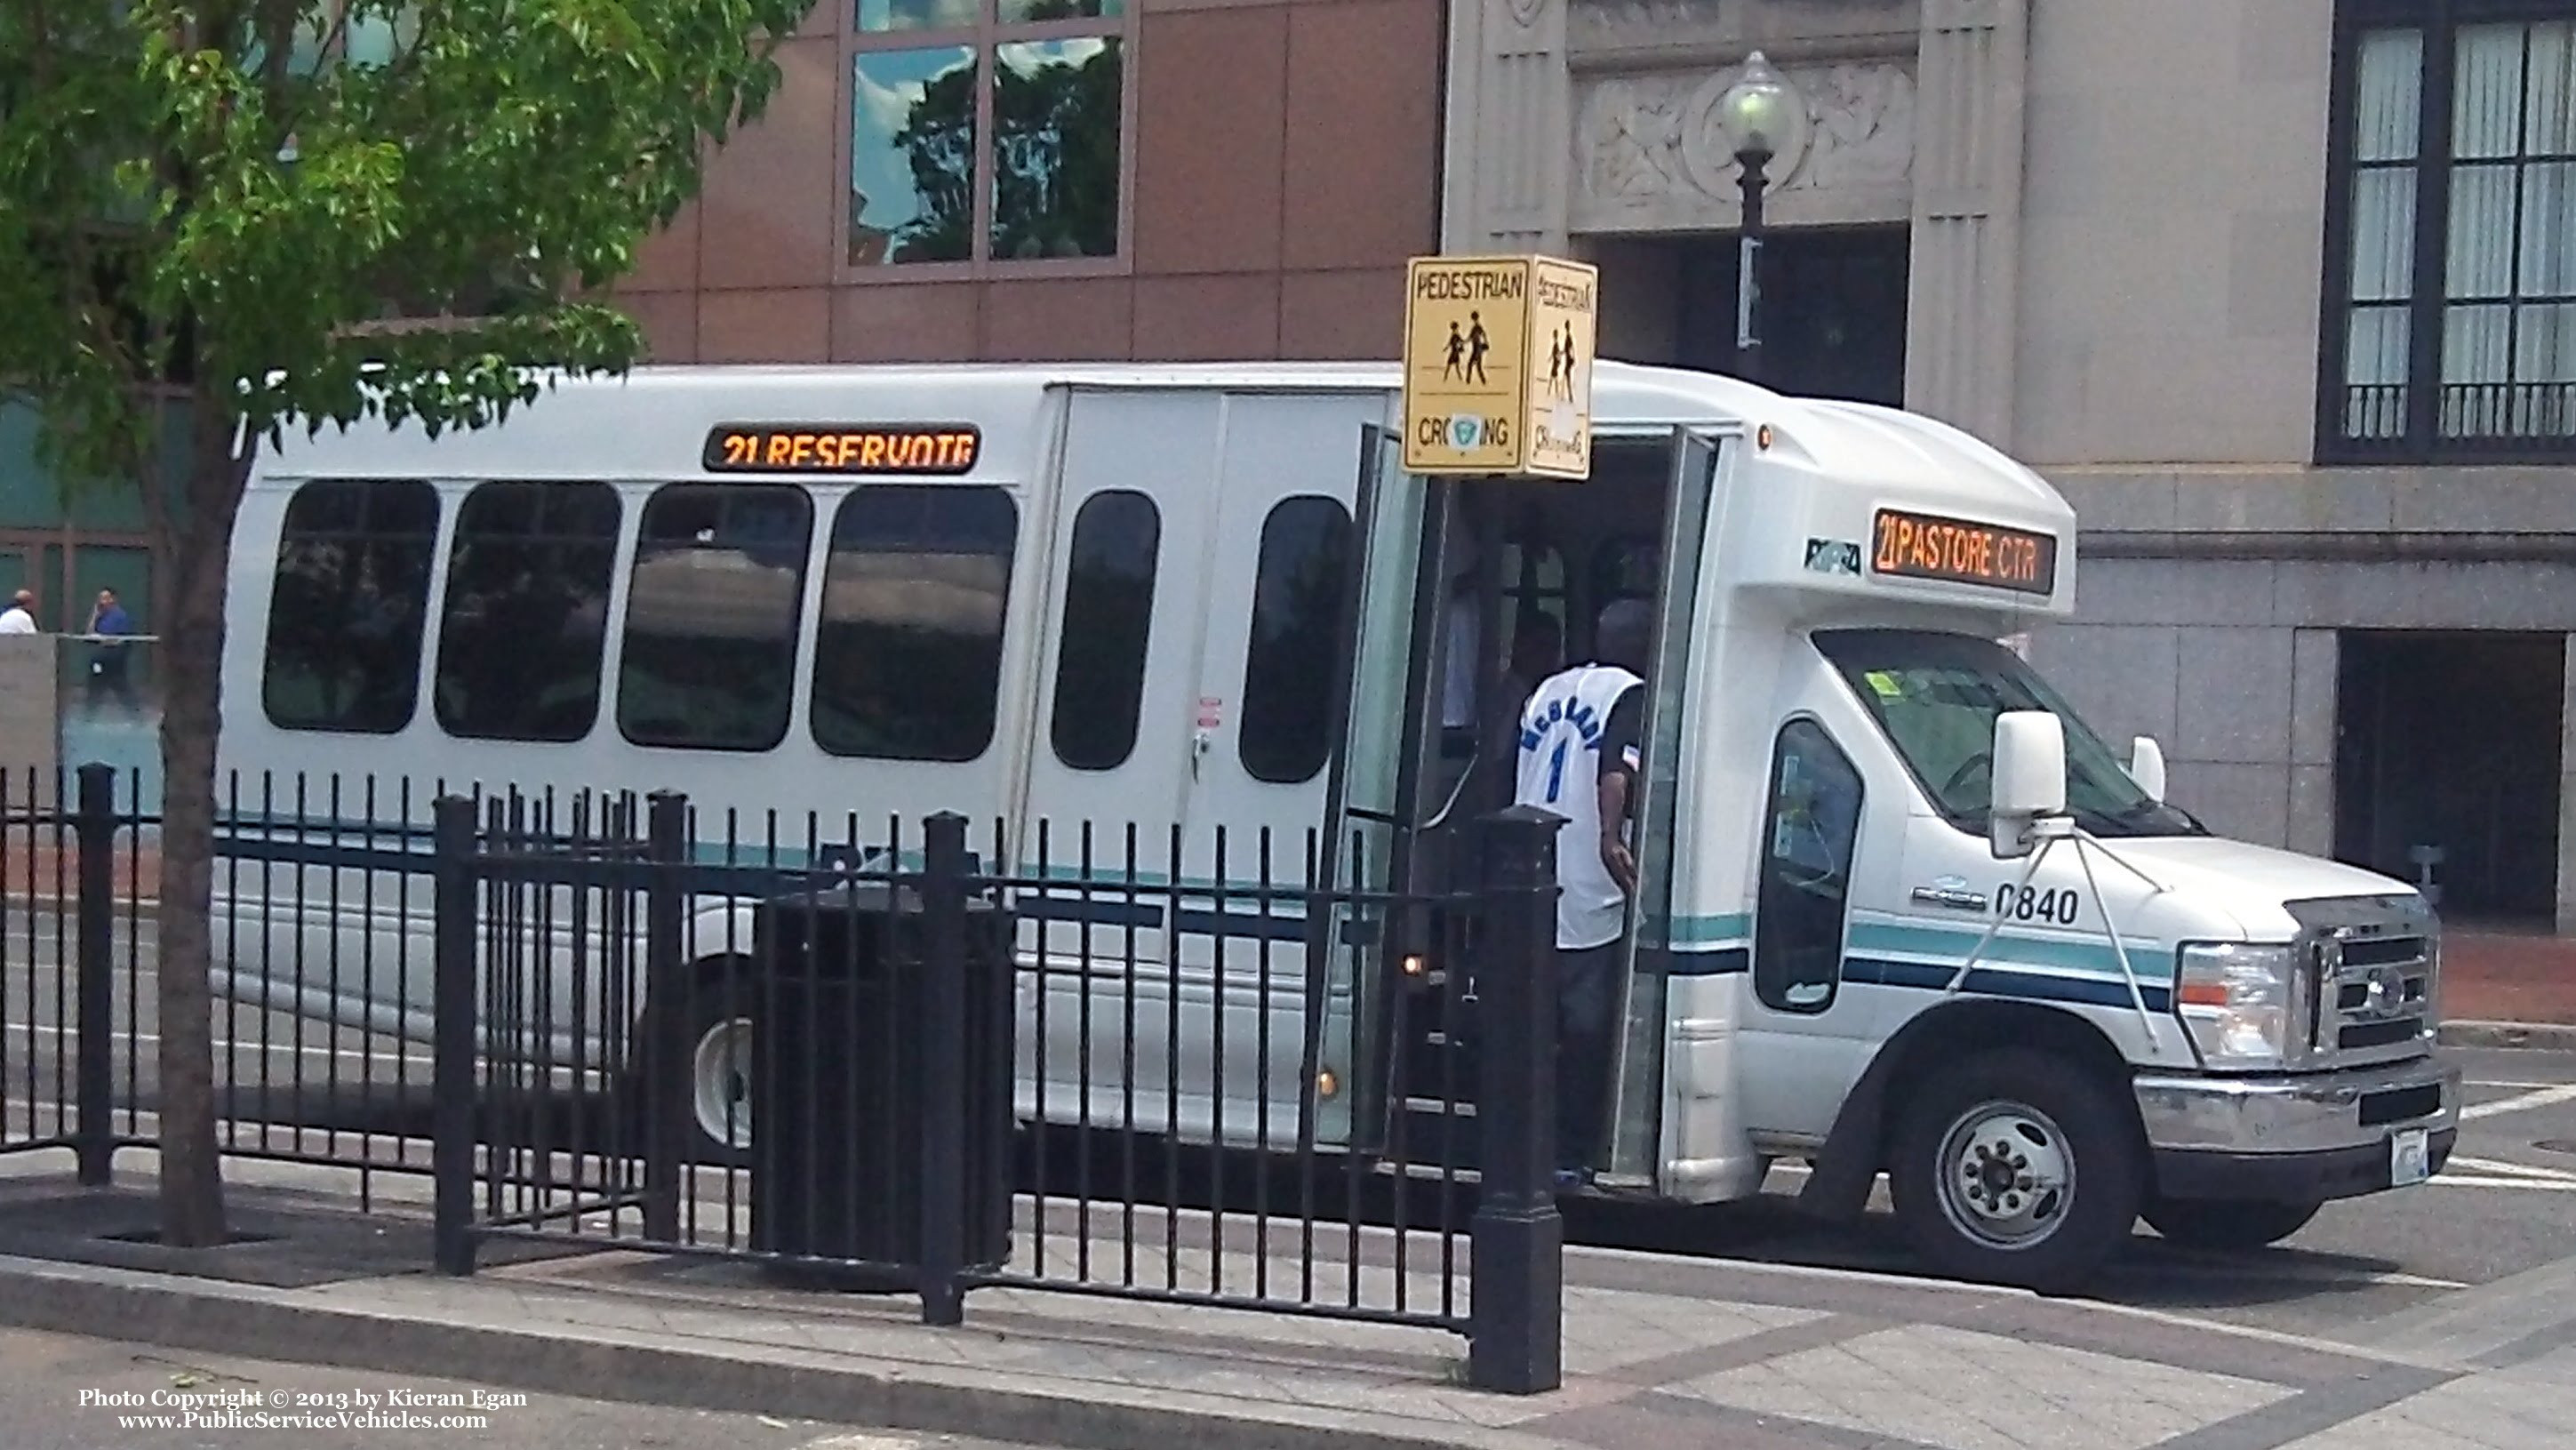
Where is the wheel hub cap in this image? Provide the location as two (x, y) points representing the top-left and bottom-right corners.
(692, 1019), (753, 1150)
(1936, 1103), (2073, 1250)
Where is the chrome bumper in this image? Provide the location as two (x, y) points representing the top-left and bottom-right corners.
(2132, 1052), (2461, 1157)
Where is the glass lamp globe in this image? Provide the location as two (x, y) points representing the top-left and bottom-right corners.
(1716, 50), (1795, 157)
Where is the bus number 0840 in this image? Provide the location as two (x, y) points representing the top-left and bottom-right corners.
(1995, 885), (2081, 924)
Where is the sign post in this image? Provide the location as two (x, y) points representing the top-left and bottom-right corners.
(1401, 253), (1599, 481)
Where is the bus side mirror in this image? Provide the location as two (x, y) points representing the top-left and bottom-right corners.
(2127, 735), (2167, 804)
(1989, 710), (2068, 860)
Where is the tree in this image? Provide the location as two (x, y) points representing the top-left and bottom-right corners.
(0, 0), (816, 1247)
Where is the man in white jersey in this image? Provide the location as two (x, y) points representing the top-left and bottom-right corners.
(1513, 598), (1652, 1192)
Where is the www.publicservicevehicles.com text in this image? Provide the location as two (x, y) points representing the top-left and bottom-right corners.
(83, 1384), (528, 1431)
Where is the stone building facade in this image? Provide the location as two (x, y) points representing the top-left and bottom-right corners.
(608, 0), (1445, 365)
(1442, 0), (2576, 930)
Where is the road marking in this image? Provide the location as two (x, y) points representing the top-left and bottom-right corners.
(2430, 1174), (2576, 1191)
(2460, 1083), (2576, 1122)
(801, 1438), (919, 1450)
(2448, 1155), (2576, 1183)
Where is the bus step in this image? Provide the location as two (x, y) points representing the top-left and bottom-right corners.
(1372, 1159), (1481, 1184)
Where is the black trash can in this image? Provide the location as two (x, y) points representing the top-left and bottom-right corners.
(746, 877), (1014, 1287)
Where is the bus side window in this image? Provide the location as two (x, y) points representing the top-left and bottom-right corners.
(434, 480), (621, 744)
(1050, 490), (1161, 772)
(1753, 718), (1863, 1014)
(811, 484), (1020, 764)
(261, 477), (443, 735)
(1239, 496), (1353, 786)
(616, 483), (813, 753)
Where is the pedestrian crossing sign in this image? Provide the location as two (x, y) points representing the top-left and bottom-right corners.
(1400, 253), (1597, 479)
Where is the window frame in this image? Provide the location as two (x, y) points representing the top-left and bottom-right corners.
(612, 481), (817, 756)
(259, 477), (444, 737)
(2318, 0), (2576, 464)
(1749, 716), (1864, 1018)
(1047, 487), (1161, 773)
(1237, 493), (1355, 788)
(836, 0), (1140, 283)
(808, 481), (1022, 765)
(431, 479), (624, 746)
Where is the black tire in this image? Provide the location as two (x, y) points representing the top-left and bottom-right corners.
(1886, 1047), (2146, 1294)
(625, 957), (756, 1172)
(2141, 1197), (2323, 1252)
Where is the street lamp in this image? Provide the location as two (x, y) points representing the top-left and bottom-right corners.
(1715, 51), (1797, 385)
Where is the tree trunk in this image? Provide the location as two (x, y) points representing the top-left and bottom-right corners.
(151, 404), (246, 1249)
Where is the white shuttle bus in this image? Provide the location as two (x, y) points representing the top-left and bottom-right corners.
(212, 360), (2460, 1288)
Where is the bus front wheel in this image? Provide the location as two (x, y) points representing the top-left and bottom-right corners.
(1887, 1048), (2144, 1294)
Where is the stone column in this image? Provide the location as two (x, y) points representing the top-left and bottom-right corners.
(1443, 0), (1573, 252)
(1904, 0), (2029, 450)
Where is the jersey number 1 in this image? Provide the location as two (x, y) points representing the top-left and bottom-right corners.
(1544, 739), (1570, 805)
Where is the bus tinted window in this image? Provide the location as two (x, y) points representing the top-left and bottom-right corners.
(812, 485), (1019, 763)
(616, 484), (812, 752)
(435, 481), (621, 742)
(1049, 491), (1160, 772)
(1239, 495), (1351, 785)
(260, 478), (442, 734)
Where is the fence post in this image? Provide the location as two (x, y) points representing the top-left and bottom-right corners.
(1468, 805), (1564, 1394)
(642, 790), (690, 1244)
(73, 763), (116, 1186)
(432, 795), (480, 1276)
(916, 811), (971, 1327)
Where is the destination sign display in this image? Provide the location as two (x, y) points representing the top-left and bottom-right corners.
(1870, 508), (2058, 597)
(702, 424), (980, 476)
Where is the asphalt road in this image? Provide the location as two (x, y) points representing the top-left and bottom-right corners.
(8, 919), (2576, 1346)
(0, 1326), (1039, 1450)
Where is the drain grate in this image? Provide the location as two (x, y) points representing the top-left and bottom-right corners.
(96, 1229), (281, 1247)
(2539, 1140), (2576, 1157)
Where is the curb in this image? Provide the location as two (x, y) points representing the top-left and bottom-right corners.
(0, 1254), (1562, 1450)
(2438, 1019), (2576, 1052)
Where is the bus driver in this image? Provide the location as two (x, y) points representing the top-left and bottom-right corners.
(1512, 599), (1652, 1193)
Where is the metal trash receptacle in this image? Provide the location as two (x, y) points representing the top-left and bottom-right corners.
(746, 877), (1013, 1285)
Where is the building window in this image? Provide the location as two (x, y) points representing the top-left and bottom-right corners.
(261, 478), (442, 734)
(1238, 496), (1352, 786)
(1049, 489), (1160, 771)
(2324, 6), (2576, 461)
(845, 0), (1128, 269)
(434, 481), (622, 744)
(811, 484), (1020, 762)
(616, 484), (813, 753)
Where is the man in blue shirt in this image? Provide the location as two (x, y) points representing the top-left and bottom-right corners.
(85, 589), (137, 713)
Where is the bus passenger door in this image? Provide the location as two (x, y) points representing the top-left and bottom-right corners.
(1012, 389), (1219, 1134)
(1601, 428), (1724, 1187)
(1173, 396), (1420, 1151)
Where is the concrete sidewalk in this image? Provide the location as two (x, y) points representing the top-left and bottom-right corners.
(0, 1159), (2566, 1450)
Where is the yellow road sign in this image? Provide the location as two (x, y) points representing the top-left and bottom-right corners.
(1400, 253), (1597, 479)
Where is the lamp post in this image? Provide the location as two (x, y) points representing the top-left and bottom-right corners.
(1715, 51), (1796, 386)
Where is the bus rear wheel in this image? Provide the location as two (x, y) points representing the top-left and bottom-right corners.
(626, 958), (756, 1172)
(1887, 1048), (2144, 1294)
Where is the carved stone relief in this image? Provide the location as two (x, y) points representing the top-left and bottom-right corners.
(1505, 0), (1549, 30)
(1573, 57), (1915, 228)
(1568, 0), (1724, 49)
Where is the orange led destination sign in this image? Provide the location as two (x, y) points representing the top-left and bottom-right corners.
(702, 423), (980, 476)
(1870, 508), (2059, 597)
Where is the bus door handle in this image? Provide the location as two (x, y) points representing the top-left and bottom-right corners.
(1191, 726), (1212, 781)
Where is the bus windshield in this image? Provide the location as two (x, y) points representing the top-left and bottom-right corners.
(1813, 629), (2204, 839)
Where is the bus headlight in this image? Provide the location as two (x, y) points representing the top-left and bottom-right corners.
(2174, 942), (2294, 1067)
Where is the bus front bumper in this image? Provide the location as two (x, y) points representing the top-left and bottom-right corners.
(2132, 1053), (2461, 1204)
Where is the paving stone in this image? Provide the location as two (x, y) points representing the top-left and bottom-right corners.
(2274, 1375), (2576, 1450)
(1678, 1324), (2293, 1450)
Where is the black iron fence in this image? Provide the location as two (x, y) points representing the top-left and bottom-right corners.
(0, 765), (1570, 1393)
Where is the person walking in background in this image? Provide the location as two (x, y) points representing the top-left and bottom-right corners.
(85, 588), (138, 712)
(0, 589), (36, 634)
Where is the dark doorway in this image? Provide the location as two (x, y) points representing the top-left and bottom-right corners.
(2333, 630), (2564, 925)
(1676, 224), (1910, 406)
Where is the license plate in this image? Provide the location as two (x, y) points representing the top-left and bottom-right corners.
(2389, 1126), (2431, 1187)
